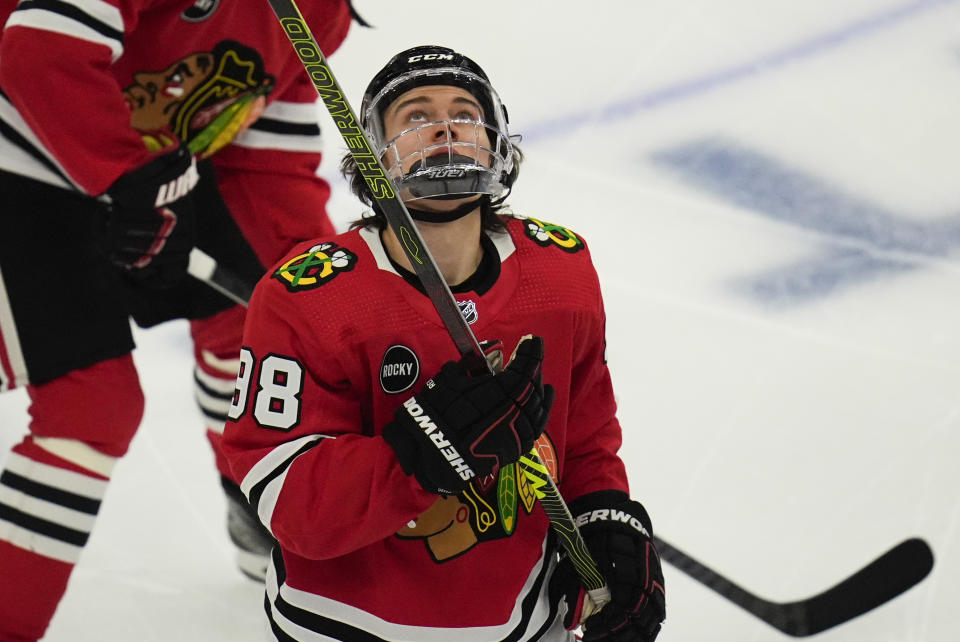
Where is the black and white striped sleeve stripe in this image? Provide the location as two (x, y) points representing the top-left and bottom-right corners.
(0, 87), (81, 190)
(239, 434), (330, 535)
(233, 100), (325, 153)
(6, 0), (125, 61)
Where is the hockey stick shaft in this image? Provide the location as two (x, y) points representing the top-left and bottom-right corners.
(267, 0), (482, 368)
(655, 535), (933, 637)
(265, 0), (610, 610)
(188, 248), (251, 307)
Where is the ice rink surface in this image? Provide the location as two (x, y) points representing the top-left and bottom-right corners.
(2, 1), (959, 639)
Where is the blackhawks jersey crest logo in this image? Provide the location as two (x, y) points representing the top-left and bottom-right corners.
(396, 433), (559, 563)
(523, 217), (585, 253)
(273, 242), (357, 292)
(123, 40), (274, 158)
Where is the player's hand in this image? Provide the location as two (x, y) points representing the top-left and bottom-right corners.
(382, 335), (554, 495)
(551, 490), (666, 641)
(100, 145), (198, 288)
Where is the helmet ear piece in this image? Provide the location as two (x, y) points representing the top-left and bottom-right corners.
(500, 148), (520, 192)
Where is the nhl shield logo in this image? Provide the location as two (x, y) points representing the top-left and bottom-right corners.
(380, 345), (420, 394)
(457, 300), (479, 325)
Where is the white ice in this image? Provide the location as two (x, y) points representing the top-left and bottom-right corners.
(1, 1), (958, 639)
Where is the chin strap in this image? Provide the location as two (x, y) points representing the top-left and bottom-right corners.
(405, 195), (489, 223)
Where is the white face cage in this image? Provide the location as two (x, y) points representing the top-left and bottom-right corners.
(361, 67), (515, 201)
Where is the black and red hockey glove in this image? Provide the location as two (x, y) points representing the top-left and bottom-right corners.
(382, 335), (555, 495)
(551, 490), (666, 641)
(100, 144), (198, 288)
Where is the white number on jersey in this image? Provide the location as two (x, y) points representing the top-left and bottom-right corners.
(228, 348), (256, 421)
(228, 349), (304, 431)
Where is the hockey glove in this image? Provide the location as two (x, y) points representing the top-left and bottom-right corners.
(551, 490), (666, 641)
(382, 335), (555, 495)
(100, 145), (198, 288)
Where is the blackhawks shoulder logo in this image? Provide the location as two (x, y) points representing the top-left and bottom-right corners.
(523, 217), (585, 253)
(273, 242), (356, 292)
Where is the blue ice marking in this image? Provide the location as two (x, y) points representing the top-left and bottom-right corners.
(652, 138), (960, 304)
(520, 0), (956, 143)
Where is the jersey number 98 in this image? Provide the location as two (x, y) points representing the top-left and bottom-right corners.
(228, 348), (304, 431)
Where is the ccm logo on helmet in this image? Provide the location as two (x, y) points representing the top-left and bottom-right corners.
(402, 397), (475, 481)
(408, 53), (455, 63)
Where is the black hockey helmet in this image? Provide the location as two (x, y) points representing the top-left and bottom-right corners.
(359, 45), (516, 202)
(361, 46), (506, 129)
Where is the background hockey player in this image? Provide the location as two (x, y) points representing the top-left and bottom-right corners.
(222, 45), (667, 640)
(0, 1), (356, 639)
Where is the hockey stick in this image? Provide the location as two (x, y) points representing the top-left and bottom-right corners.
(656, 535), (933, 636)
(265, 0), (611, 615)
(187, 248), (251, 307)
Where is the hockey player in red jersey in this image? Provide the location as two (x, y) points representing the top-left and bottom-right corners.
(0, 1), (355, 639)
(222, 46), (667, 641)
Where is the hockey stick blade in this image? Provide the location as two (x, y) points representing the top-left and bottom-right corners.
(655, 536), (933, 637)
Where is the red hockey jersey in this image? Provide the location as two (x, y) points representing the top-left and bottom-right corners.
(223, 215), (630, 640)
(0, 0), (351, 261)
